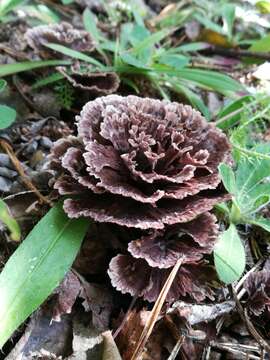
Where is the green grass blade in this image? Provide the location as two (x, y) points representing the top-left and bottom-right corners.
(0, 60), (70, 77)
(130, 28), (171, 55)
(0, 201), (89, 348)
(45, 43), (104, 67)
(31, 72), (65, 89)
(169, 68), (244, 94)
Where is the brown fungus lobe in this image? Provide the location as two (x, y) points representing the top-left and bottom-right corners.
(25, 22), (94, 58)
(58, 65), (120, 95)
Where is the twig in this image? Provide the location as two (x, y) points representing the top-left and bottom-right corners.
(210, 341), (261, 359)
(0, 44), (28, 61)
(113, 295), (138, 339)
(12, 76), (40, 115)
(205, 46), (270, 61)
(167, 336), (185, 360)
(0, 139), (51, 206)
(235, 259), (264, 293)
(230, 285), (270, 354)
(131, 259), (182, 360)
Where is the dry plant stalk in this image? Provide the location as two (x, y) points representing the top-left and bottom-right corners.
(131, 259), (182, 360)
(0, 139), (51, 205)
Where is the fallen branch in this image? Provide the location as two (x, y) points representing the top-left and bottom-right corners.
(0, 139), (51, 206)
(204, 46), (270, 61)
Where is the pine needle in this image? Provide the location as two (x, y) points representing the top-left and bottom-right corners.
(131, 259), (182, 360)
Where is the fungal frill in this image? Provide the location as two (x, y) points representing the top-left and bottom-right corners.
(25, 22), (94, 58)
(50, 95), (231, 302)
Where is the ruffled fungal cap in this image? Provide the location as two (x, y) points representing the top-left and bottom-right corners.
(58, 65), (120, 95)
(50, 95), (231, 302)
(52, 95), (230, 229)
(25, 22), (94, 58)
(244, 261), (270, 316)
(128, 212), (218, 268)
(108, 254), (215, 302)
(108, 212), (218, 302)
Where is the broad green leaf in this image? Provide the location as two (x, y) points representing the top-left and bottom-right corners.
(45, 43), (104, 67)
(31, 72), (65, 89)
(216, 95), (253, 130)
(249, 217), (270, 232)
(130, 5), (145, 26)
(183, 88), (210, 120)
(221, 144), (270, 220)
(235, 145), (270, 214)
(214, 224), (245, 284)
(193, 12), (225, 35)
(153, 7), (191, 28)
(174, 84), (210, 120)
(175, 68), (244, 94)
(129, 25), (150, 47)
(222, 3), (236, 39)
(120, 23), (135, 51)
(0, 199), (21, 242)
(0, 0), (25, 17)
(218, 163), (236, 194)
(0, 105), (16, 129)
(0, 60), (70, 77)
(249, 34), (270, 53)
(215, 202), (231, 216)
(0, 201), (89, 348)
(157, 54), (190, 69)
(256, 0), (270, 13)
(0, 79), (7, 92)
(130, 28), (171, 56)
(21, 4), (60, 24)
(161, 68), (244, 95)
(244, 183), (270, 213)
(169, 42), (209, 53)
(128, 25), (152, 62)
(120, 52), (150, 69)
(83, 8), (103, 43)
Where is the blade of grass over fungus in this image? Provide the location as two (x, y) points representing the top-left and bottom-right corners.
(0, 201), (89, 348)
(31, 72), (65, 89)
(0, 60), (71, 77)
(45, 43), (104, 67)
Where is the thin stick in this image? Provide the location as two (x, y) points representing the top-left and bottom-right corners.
(230, 286), (270, 353)
(131, 259), (182, 360)
(205, 46), (270, 61)
(0, 139), (51, 206)
(113, 295), (137, 339)
(167, 336), (185, 360)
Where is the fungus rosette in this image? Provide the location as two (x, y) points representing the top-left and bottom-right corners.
(25, 22), (94, 58)
(50, 95), (231, 302)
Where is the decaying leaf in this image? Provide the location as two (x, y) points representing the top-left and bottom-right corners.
(169, 300), (235, 325)
(52, 271), (113, 331)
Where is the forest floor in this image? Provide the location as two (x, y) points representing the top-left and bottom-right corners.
(1, 0), (270, 359)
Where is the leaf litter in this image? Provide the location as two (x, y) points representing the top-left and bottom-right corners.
(1, 0), (270, 359)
